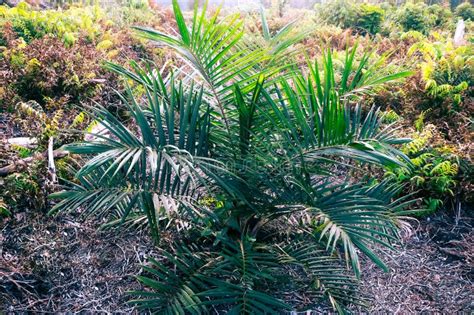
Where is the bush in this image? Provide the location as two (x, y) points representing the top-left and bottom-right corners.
(400, 30), (425, 42)
(381, 109), (401, 124)
(1, 35), (105, 108)
(0, 3), (160, 219)
(427, 4), (453, 27)
(0, 4), (159, 112)
(314, 0), (358, 29)
(355, 4), (384, 35)
(315, 0), (385, 35)
(0, 3), (143, 113)
(1, 170), (44, 211)
(455, 2), (474, 21)
(396, 3), (435, 33)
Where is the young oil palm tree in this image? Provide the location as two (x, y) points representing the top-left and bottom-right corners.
(50, 1), (417, 313)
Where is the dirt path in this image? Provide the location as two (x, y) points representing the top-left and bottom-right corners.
(1, 210), (472, 313)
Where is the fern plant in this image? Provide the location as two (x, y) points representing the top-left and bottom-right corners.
(385, 123), (459, 214)
(408, 39), (473, 112)
(314, 0), (385, 35)
(0, 1), (104, 45)
(16, 100), (87, 148)
(50, 0), (416, 313)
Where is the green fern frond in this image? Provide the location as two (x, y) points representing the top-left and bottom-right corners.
(430, 160), (458, 177)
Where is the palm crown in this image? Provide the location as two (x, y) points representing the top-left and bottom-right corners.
(50, 1), (417, 313)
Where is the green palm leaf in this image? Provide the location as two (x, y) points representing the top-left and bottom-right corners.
(277, 241), (364, 313)
(304, 181), (410, 277)
(130, 245), (210, 315)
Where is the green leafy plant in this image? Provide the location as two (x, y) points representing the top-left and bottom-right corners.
(1, 35), (106, 108)
(455, 2), (474, 21)
(395, 2), (436, 34)
(50, 1), (416, 313)
(355, 4), (384, 35)
(314, 0), (358, 29)
(408, 39), (473, 112)
(385, 124), (459, 214)
(0, 198), (11, 217)
(427, 4), (452, 28)
(126, 0), (149, 10)
(112, 0), (155, 25)
(2, 171), (43, 211)
(381, 109), (401, 124)
(0, 2), (104, 44)
(399, 30), (425, 42)
(315, 0), (385, 35)
(11, 144), (32, 158)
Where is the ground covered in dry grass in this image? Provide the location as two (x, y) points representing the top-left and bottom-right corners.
(1, 208), (472, 313)
(359, 210), (473, 313)
(0, 213), (156, 312)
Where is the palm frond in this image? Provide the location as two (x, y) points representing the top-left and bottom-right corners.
(301, 45), (413, 104)
(130, 244), (210, 315)
(304, 180), (409, 277)
(257, 85), (411, 173)
(277, 241), (365, 313)
(50, 73), (219, 241)
(200, 238), (290, 314)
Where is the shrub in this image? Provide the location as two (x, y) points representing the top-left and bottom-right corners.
(108, 0), (156, 26)
(381, 109), (401, 123)
(455, 2), (474, 21)
(314, 0), (358, 29)
(396, 3), (435, 34)
(0, 3), (168, 222)
(315, 0), (385, 35)
(96, 39), (113, 51)
(355, 4), (384, 35)
(0, 18), (152, 113)
(1, 35), (105, 108)
(427, 4), (453, 27)
(1, 170), (44, 211)
(400, 30), (425, 42)
(126, 0), (148, 10)
(0, 3), (142, 114)
(51, 1), (416, 313)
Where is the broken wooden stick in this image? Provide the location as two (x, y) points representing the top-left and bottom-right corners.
(0, 149), (68, 177)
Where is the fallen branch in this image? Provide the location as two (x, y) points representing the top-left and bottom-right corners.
(7, 137), (38, 149)
(0, 149), (68, 177)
